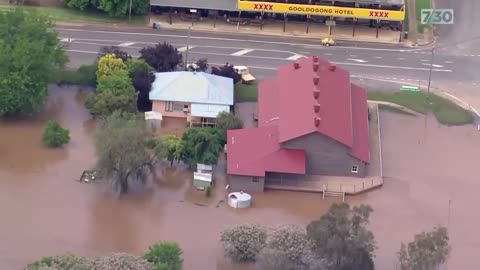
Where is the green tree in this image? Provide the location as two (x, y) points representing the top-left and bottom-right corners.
(26, 254), (92, 270)
(92, 253), (153, 270)
(397, 227), (450, 270)
(143, 242), (183, 270)
(0, 9), (67, 116)
(216, 111), (243, 140)
(220, 224), (267, 262)
(151, 135), (183, 167)
(94, 111), (157, 193)
(306, 203), (376, 270)
(180, 128), (223, 167)
(256, 225), (318, 270)
(126, 58), (154, 76)
(85, 70), (138, 117)
(96, 53), (126, 80)
(42, 120), (70, 147)
(64, 0), (149, 16)
(140, 42), (183, 72)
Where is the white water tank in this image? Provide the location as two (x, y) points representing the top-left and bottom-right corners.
(227, 191), (252, 208)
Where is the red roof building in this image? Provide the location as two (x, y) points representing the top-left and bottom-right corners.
(227, 56), (370, 192)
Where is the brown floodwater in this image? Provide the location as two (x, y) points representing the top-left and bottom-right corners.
(0, 86), (479, 270)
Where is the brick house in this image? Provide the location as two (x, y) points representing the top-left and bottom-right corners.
(226, 56), (370, 192)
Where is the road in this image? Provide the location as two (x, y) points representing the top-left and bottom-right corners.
(58, 26), (476, 84)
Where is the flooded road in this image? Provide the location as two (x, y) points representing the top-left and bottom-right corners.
(0, 86), (479, 269)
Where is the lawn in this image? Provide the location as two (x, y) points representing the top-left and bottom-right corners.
(368, 91), (474, 126)
(234, 82), (258, 103)
(415, 0), (431, 33)
(0, 3), (146, 25)
(378, 104), (416, 117)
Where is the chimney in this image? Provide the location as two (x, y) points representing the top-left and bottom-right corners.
(313, 89), (320, 99)
(313, 62), (320, 71)
(312, 55), (319, 62)
(314, 117), (321, 127)
(329, 65), (336, 71)
(293, 61), (300, 69)
(313, 103), (320, 113)
(313, 75), (320, 85)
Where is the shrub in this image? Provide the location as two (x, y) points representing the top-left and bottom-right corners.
(42, 120), (70, 147)
(96, 54), (127, 79)
(255, 248), (294, 270)
(126, 58), (154, 76)
(26, 254), (92, 270)
(220, 224), (267, 262)
(143, 242), (183, 270)
(50, 64), (97, 86)
(92, 253), (154, 270)
(205, 185), (212, 197)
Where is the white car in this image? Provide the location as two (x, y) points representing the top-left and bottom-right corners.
(234, 66), (256, 83)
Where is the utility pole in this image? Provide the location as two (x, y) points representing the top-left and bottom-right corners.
(426, 46), (435, 98)
(448, 199), (452, 229)
(184, 26), (192, 69)
(128, 0), (133, 24)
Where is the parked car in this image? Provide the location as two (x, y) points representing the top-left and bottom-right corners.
(234, 66), (256, 83)
(321, 37), (336, 46)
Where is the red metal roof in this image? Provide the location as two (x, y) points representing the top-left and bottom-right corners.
(226, 56), (370, 177)
(226, 126), (306, 177)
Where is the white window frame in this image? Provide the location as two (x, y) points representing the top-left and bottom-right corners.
(351, 165), (359, 173)
(165, 101), (173, 112)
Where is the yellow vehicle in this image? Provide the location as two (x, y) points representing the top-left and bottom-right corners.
(321, 38), (336, 47)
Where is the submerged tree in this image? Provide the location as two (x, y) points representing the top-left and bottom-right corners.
(41, 120), (70, 148)
(306, 203), (376, 270)
(179, 128), (224, 167)
(221, 224), (267, 262)
(151, 135), (183, 167)
(0, 8), (67, 116)
(92, 253), (153, 270)
(143, 242), (183, 270)
(94, 111), (157, 193)
(397, 226), (450, 270)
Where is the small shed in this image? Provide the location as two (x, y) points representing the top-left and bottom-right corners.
(227, 191), (252, 208)
(145, 111), (163, 132)
(193, 172), (213, 189)
(197, 163), (213, 174)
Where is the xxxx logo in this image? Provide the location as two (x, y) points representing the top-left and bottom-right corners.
(369, 11), (389, 18)
(253, 3), (274, 10)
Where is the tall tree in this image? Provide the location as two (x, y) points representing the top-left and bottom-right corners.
(151, 135), (183, 167)
(306, 203), (376, 270)
(140, 42), (183, 72)
(211, 63), (241, 84)
(216, 112), (243, 140)
(0, 9), (67, 116)
(94, 111), (157, 194)
(180, 128), (224, 167)
(397, 227), (450, 270)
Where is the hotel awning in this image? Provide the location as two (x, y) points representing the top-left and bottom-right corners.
(190, 103), (230, 118)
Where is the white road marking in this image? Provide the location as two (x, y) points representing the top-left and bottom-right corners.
(65, 49), (453, 72)
(177, 46), (196, 52)
(323, 53), (333, 56)
(422, 63), (444, 68)
(231, 49), (254, 56)
(287, 54), (306, 60)
(300, 51), (310, 54)
(118, 42), (136, 47)
(56, 28), (424, 53)
(349, 54), (357, 57)
(347, 58), (368, 63)
(421, 59), (429, 62)
(444, 61), (454, 64)
(397, 58), (405, 60)
(374, 56), (382, 59)
(60, 38), (74, 42)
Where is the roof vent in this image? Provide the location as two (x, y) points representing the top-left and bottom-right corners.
(313, 103), (320, 113)
(313, 89), (320, 99)
(329, 65), (336, 71)
(312, 55), (319, 62)
(313, 62), (320, 71)
(313, 75), (320, 85)
(293, 61), (301, 69)
(314, 117), (321, 127)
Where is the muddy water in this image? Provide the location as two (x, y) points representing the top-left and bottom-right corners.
(0, 87), (479, 269)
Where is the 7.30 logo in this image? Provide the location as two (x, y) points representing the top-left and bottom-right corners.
(421, 9), (454, 24)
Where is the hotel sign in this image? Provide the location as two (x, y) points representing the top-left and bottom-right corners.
(237, 0), (405, 21)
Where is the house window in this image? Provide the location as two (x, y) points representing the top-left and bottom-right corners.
(165, 101), (173, 112)
(351, 165), (359, 173)
(252, 177), (260, 183)
(173, 103), (185, 111)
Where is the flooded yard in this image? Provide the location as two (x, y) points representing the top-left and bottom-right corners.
(0, 86), (479, 269)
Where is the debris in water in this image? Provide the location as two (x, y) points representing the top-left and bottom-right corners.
(79, 170), (97, 183)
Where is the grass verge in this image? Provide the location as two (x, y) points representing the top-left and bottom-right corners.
(378, 104), (416, 117)
(368, 91), (474, 125)
(0, 4), (146, 25)
(49, 64), (97, 87)
(403, 0), (409, 32)
(415, 0), (431, 33)
(234, 82), (258, 102)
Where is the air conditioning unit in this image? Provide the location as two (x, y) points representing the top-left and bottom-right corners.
(183, 107), (189, 112)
